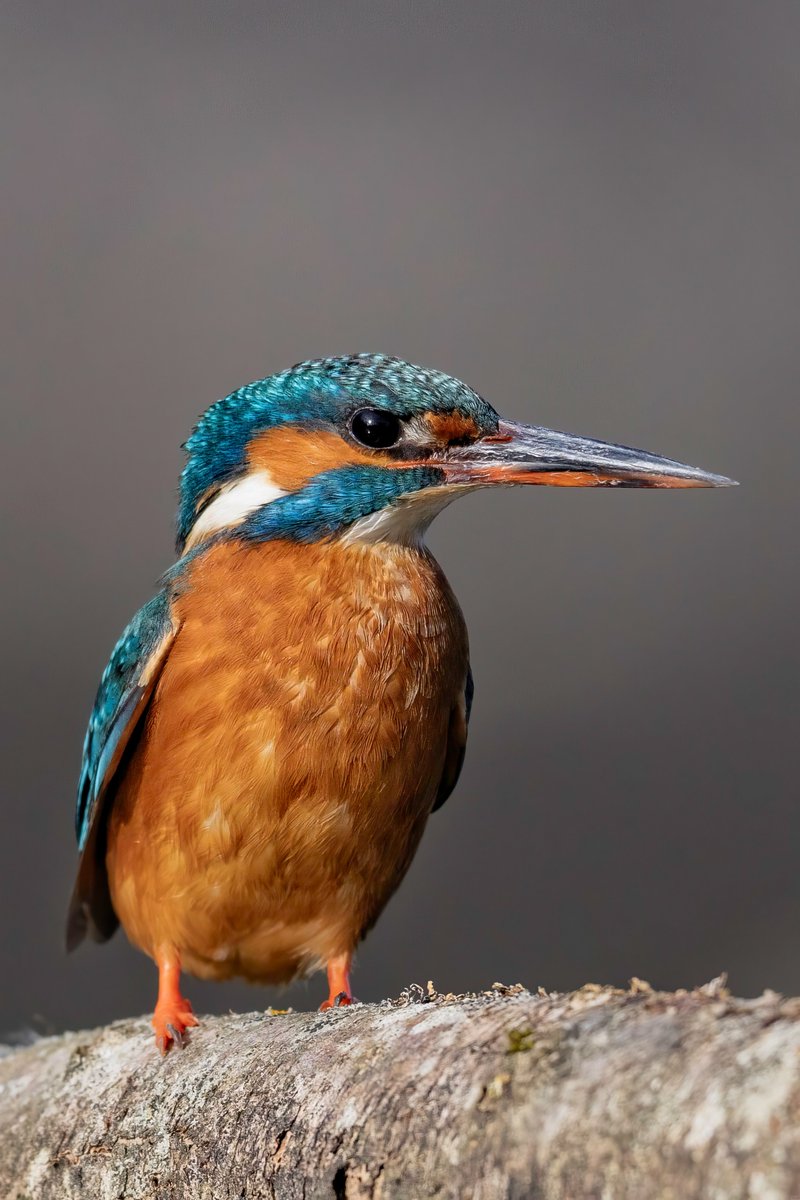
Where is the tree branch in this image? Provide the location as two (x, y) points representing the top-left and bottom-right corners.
(2, 979), (799, 1199)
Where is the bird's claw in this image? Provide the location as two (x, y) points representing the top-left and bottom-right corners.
(319, 990), (357, 1011)
(166, 1022), (184, 1049)
(152, 998), (199, 1054)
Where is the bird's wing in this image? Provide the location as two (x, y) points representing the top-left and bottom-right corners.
(67, 589), (179, 949)
(431, 665), (473, 813)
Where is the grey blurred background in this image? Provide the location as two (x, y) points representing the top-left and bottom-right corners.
(2, 1), (798, 1035)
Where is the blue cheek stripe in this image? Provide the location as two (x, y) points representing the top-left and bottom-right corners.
(239, 464), (443, 543)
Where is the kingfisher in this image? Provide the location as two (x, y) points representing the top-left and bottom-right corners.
(67, 354), (734, 1052)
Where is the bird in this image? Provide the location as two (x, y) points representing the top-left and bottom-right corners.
(67, 353), (734, 1052)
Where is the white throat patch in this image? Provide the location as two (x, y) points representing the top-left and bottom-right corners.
(341, 483), (476, 548)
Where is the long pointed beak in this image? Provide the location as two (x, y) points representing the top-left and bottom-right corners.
(442, 419), (737, 489)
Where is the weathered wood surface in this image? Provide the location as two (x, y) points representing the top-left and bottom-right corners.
(2, 979), (799, 1200)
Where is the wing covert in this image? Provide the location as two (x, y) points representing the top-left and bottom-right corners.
(431, 664), (473, 814)
(68, 588), (178, 948)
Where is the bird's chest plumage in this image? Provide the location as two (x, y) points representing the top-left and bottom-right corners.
(107, 538), (468, 982)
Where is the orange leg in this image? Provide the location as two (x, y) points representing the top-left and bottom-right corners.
(151, 949), (199, 1054)
(319, 953), (355, 1010)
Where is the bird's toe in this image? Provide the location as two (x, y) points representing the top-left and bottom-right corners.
(319, 990), (357, 1011)
(152, 996), (199, 1054)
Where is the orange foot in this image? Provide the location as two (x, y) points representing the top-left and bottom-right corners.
(152, 950), (199, 1054)
(319, 991), (354, 1011)
(152, 996), (199, 1054)
(319, 953), (356, 1011)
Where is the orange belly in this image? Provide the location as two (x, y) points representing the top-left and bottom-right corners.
(106, 537), (468, 984)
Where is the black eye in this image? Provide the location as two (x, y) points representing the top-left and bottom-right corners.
(349, 408), (402, 449)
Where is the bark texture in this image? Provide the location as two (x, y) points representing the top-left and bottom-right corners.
(2, 978), (800, 1200)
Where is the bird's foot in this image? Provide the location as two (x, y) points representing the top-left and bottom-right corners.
(152, 996), (199, 1054)
(319, 990), (356, 1011)
(319, 953), (355, 1011)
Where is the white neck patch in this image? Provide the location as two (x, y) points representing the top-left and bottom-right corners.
(184, 470), (286, 551)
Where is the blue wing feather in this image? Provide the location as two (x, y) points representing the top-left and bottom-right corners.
(75, 588), (176, 849)
(68, 587), (177, 949)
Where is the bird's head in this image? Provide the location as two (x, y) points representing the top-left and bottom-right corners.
(178, 353), (734, 553)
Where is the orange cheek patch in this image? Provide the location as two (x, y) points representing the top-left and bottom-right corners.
(246, 427), (379, 492)
(424, 411), (480, 444)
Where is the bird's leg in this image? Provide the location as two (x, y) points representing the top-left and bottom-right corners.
(319, 953), (355, 1010)
(151, 948), (199, 1054)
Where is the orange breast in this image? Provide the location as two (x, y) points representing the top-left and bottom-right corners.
(106, 537), (469, 984)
